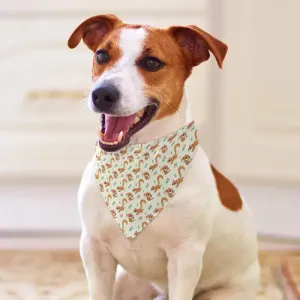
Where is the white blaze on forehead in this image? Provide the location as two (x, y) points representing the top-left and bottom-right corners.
(110, 27), (148, 114)
(118, 27), (147, 66)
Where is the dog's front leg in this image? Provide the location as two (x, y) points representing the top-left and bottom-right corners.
(167, 244), (204, 300)
(80, 233), (117, 300)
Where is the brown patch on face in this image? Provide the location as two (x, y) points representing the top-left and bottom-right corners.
(91, 29), (122, 81)
(211, 165), (243, 211)
(137, 28), (189, 120)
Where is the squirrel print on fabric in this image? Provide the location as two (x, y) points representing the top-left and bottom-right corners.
(133, 179), (145, 193)
(161, 165), (170, 174)
(116, 198), (128, 212)
(117, 179), (128, 192)
(126, 192), (134, 201)
(160, 145), (168, 153)
(134, 200), (147, 215)
(151, 175), (163, 192)
(189, 130), (199, 152)
(118, 161), (129, 173)
(172, 166), (185, 187)
(143, 172), (150, 180)
(144, 192), (153, 201)
(168, 143), (180, 164)
(133, 160), (144, 174)
(165, 188), (175, 198)
(154, 197), (168, 213)
(150, 140), (160, 152)
(95, 121), (199, 239)
(134, 144), (143, 155)
(168, 132), (177, 143)
(149, 154), (161, 171)
(181, 155), (192, 165)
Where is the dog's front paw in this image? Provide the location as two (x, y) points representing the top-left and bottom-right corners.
(113, 272), (159, 300)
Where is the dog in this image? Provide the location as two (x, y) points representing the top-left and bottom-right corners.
(68, 14), (260, 300)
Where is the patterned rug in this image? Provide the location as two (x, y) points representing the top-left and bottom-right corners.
(0, 250), (298, 300)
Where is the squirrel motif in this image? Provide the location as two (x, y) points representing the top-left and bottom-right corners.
(95, 169), (101, 179)
(143, 172), (150, 180)
(120, 148), (128, 155)
(121, 219), (128, 231)
(111, 189), (118, 197)
(144, 192), (153, 201)
(161, 165), (170, 174)
(133, 179), (145, 193)
(149, 154), (161, 171)
(128, 155), (134, 162)
(126, 213), (135, 222)
(105, 158), (115, 169)
(96, 152), (102, 161)
(143, 152), (150, 160)
(126, 192), (134, 201)
(154, 197), (168, 213)
(181, 155), (192, 165)
(118, 161), (129, 173)
(188, 130), (199, 152)
(150, 140), (160, 152)
(126, 173), (133, 181)
(151, 175), (163, 192)
(133, 160), (144, 174)
(134, 144), (143, 155)
(117, 179), (128, 192)
(133, 200), (147, 215)
(168, 143), (180, 164)
(165, 188), (175, 198)
(116, 198), (128, 212)
(168, 132), (177, 143)
(146, 214), (154, 221)
(160, 145), (168, 153)
(172, 166), (185, 187)
(179, 132), (187, 142)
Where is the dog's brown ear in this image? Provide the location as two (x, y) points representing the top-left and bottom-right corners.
(168, 25), (228, 68)
(68, 14), (123, 51)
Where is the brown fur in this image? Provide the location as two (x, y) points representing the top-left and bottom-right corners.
(211, 165), (243, 211)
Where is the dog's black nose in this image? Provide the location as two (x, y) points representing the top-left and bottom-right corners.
(91, 85), (120, 111)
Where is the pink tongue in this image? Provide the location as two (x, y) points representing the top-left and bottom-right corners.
(104, 114), (136, 142)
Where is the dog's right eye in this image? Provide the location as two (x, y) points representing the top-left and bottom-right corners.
(137, 56), (164, 72)
(95, 50), (110, 64)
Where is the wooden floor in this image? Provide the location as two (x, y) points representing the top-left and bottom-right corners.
(1, 250), (299, 299)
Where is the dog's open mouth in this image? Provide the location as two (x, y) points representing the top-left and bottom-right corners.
(98, 101), (159, 152)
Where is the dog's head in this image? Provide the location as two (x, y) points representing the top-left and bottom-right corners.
(68, 14), (227, 151)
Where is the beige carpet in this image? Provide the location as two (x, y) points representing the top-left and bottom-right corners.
(0, 250), (298, 300)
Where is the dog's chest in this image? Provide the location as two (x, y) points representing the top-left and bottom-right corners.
(78, 154), (217, 280)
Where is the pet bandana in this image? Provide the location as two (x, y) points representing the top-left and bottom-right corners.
(94, 121), (199, 239)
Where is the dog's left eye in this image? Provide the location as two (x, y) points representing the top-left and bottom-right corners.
(95, 50), (110, 64)
(138, 56), (164, 71)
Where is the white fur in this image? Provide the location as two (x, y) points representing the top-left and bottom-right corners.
(80, 29), (260, 300)
(88, 28), (148, 115)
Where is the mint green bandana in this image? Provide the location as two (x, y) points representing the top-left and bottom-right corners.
(94, 121), (199, 240)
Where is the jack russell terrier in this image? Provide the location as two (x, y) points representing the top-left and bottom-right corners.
(68, 14), (260, 300)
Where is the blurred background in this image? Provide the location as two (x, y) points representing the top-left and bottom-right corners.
(0, 0), (299, 299)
